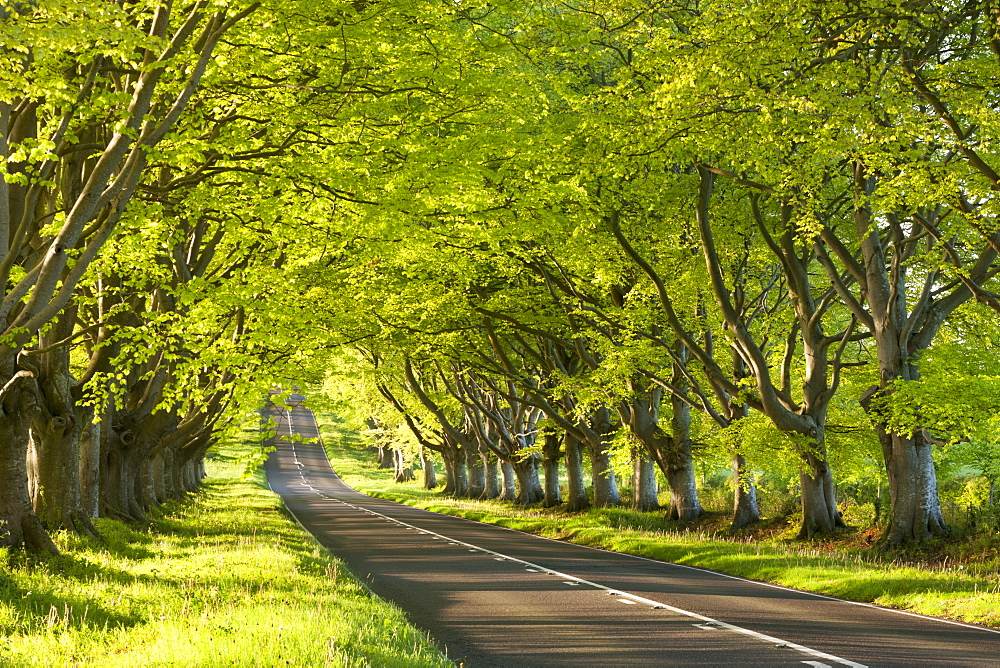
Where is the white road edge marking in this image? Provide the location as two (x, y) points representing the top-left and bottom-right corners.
(262, 406), (926, 667)
(322, 494), (866, 668)
(285, 406), (1000, 639)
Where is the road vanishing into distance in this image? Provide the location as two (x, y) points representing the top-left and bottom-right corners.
(263, 400), (1000, 667)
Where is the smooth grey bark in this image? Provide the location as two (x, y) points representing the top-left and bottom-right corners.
(80, 417), (101, 519)
(512, 454), (544, 504)
(730, 453), (760, 531)
(467, 443), (486, 498)
(585, 407), (620, 508)
(563, 432), (589, 512)
(420, 445), (438, 489)
(541, 431), (562, 507)
(633, 450), (660, 512)
(0, 376), (58, 554)
(499, 460), (517, 501)
(482, 453), (500, 500)
(394, 448), (414, 483)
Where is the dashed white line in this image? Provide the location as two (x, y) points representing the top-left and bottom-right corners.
(268, 406), (878, 667)
(318, 494), (866, 668)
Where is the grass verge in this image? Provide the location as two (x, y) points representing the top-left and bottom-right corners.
(0, 431), (449, 667)
(316, 412), (1000, 630)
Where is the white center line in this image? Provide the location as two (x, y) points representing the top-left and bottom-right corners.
(322, 496), (866, 668)
(274, 409), (876, 667)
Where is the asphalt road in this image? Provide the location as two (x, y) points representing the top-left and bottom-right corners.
(263, 400), (1000, 667)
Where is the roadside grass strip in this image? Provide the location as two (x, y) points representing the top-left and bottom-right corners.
(316, 413), (1000, 630)
(0, 434), (449, 668)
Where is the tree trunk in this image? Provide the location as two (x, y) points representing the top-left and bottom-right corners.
(30, 315), (97, 535)
(499, 460), (517, 501)
(795, 440), (844, 539)
(466, 445), (485, 498)
(80, 417), (102, 519)
(878, 429), (946, 545)
(482, 454), (500, 500)
(393, 448), (414, 483)
(442, 446), (468, 497)
(441, 454), (456, 495)
(541, 431), (562, 507)
(420, 446), (437, 489)
(563, 432), (589, 512)
(0, 378), (58, 554)
(730, 453), (760, 531)
(633, 450), (659, 511)
(586, 408), (620, 508)
(513, 454), (544, 504)
(377, 444), (394, 469)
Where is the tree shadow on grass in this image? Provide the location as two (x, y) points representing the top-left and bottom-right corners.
(0, 558), (144, 634)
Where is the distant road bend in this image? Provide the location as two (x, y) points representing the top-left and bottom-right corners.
(264, 398), (1000, 667)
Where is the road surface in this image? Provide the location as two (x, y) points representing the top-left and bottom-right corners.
(263, 399), (1000, 667)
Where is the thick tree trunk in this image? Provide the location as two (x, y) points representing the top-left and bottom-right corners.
(633, 451), (660, 511)
(441, 454), (456, 495)
(664, 395), (702, 521)
(730, 453), (760, 531)
(442, 446), (468, 497)
(795, 441), (844, 539)
(620, 394), (701, 520)
(393, 448), (414, 483)
(589, 445), (620, 508)
(466, 445), (485, 498)
(878, 429), (946, 545)
(377, 444), (394, 469)
(482, 454), (500, 500)
(420, 446), (437, 489)
(499, 460), (517, 501)
(585, 408), (620, 508)
(80, 417), (102, 519)
(0, 379), (58, 554)
(541, 431), (562, 507)
(512, 454), (544, 504)
(30, 316), (96, 535)
(563, 432), (590, 512)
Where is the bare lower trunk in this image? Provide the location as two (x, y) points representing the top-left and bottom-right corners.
(445, 448), (468, 497)
(541, 431), (562, 507)
(879, 429), (946, 545)
(0, 381), (58, 554)
(377, 444), (394, 469)
(481, 455), (500, 500)
(31, 323), (96, 535)
(563, 432), (589, 512)
(80, 418), (102, 519)
(393, 448), (414, 483)
(513, 455), (544, 505)
(466, 446), (485, 498)
(633, 451), (659, 512)
(586, 408), (620, 508)
(730, 453), (760, 531)
(542, 457), (562, 508)
(665, 453), (701, 521)
(665, 394), (701, 521)
(499, 460), (517, 501)
(420, 446), (437, 489)
(441, 454), (456, 495)
(151, 451), (166, 505)
(796, 446), (843, 539)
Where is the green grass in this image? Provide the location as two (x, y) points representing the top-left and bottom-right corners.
(316, 412), (1000, 630)
(0, 431), (450, 667)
